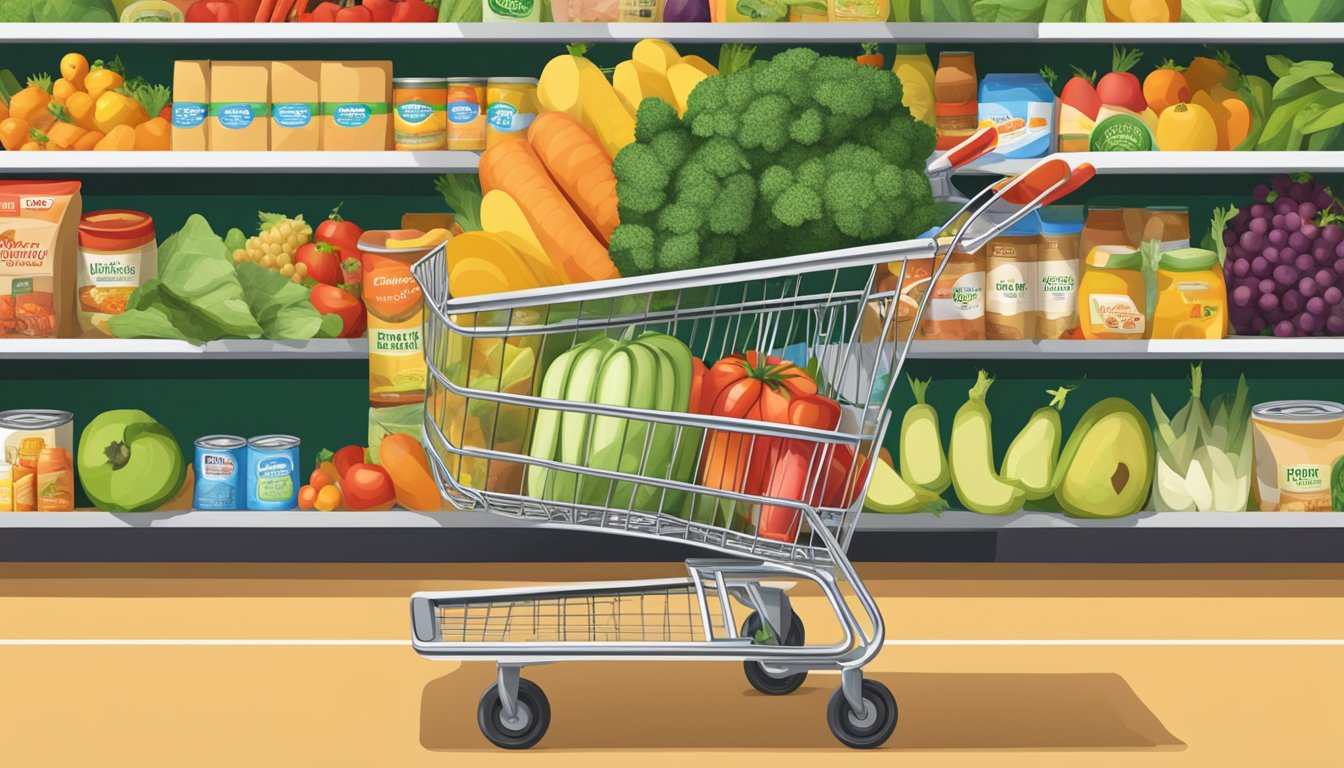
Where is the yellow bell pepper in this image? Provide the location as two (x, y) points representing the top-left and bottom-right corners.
(93, 90), (148, 134)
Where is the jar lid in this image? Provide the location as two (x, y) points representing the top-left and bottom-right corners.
(394, 78), (448, 87)
(1086, 245), (1142, 271)
(0, 409), (74, 430)
(486, 77), (539, 85)
(248, 434), (300, 450)
(446, 77), (487, 85)
(196, 435), (247, 450)
(1252, 400), (1344, 423)
(1159, 247), (1218, 272)
(79, 210), (155, 246)
(1146, 205), (1189, 214)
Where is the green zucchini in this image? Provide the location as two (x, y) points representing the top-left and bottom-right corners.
(899, 376), (951, 494)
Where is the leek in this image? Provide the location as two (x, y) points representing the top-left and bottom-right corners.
(1149, 365), (1253, 512)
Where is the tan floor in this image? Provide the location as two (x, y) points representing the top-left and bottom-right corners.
(1, 563), (1341, 767)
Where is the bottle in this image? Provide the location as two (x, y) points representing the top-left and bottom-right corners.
(828, 0), (890, 22)
(893, 45), (936, 127)
(1037, 207), (1083, 340)
(482, 0), (541, 22)
(1152, 248), (1227, 340)
(986, 211), (1041, 341)
(1079, 206), (1131, 265)
(935, 51), (978, 151)
(1079, 246), (1148, 340)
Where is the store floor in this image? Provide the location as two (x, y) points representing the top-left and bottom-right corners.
(1, 563), (1341, 767)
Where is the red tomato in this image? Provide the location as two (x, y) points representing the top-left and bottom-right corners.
(316, 203), (365, 256)
(362, 0), (397, 21)
(310, 284), (366, 339)
(295, 241), (343, 286)
(185, 0), (243, 22)
(334, 4), (374, 21)
(332, 445), (366, 477)
(391, 0), (438, 21)
(342, 463), (396, 510)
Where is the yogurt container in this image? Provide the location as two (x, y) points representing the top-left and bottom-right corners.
(246, 435), (300, 511)
(194, 435), (247, 511)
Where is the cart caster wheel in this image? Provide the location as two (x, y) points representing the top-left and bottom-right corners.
(742, 610), (807, 695)
(827, 679), (897, 749)
(478, 678), (550, 749)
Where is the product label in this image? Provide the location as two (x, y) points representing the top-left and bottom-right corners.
(1039, 259), (1079, 319)
(487, 102), (536, 133)
(927, 270), (984, 321)
(373, 327), (423, 357)
(987, 259), (1037, 317)
(977, 100), (1052, 158)
(447, 100), (481, 124)
(172, 102), (207, 129)
(77, 242), (153, 336)
(488, 0), (535, 17)
(1281, 464), (1327, 494)
(323, 102), (388, 128)
(253, 457), (295, 503)
(1088, 114), (1153, 152)
(210, 103), (269, 130)
(200, 452), (237, 481)
(1088, 292), (1145, 335)
(396, 100), (443, 126)
(273, 102), (316, 129)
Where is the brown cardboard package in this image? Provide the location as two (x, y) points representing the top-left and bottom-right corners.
(208, 61), (270, 152)
(270, 61), (321, 152)
(321, 61), (392, 151)
(0, 180), (82, 339)
(171, 60), (210, 151)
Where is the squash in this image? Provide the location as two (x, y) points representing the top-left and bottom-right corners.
(538, 50), (635, 159)
(51, 78), (78, 105)
(134, 116), (171, 151)
(480, 189), (565, 285)
(1191, 91), (1231, 150)
(446, 231), (549, 295)
(678, 55), (719, 78)
(612, 60), (675, 115)
(666, 62), (710, 116)
(1223, 96), (1252, 149)
(630, 39), (682, 75)
(45, 121), (87, 150)
(1156, 102), (1217, 151)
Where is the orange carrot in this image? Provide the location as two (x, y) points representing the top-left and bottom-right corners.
(271, 0), (299, 22)
(255, 0), (276, 22)
(73, 130), (104, 151)
(94, 124), (135, 151)
(378, 433), (441, 512)
(1223, 97), (1252, 149)
(478, 140), (618, 283)
(134, 117), (171, 151)
(45, 121), (87, 149)
(526, 111), (619, 246)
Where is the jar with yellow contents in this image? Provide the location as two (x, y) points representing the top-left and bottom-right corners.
(1152, 247), (1227, 339)
(393, 78), (448, 151)
(1079, 246), (1148, 340)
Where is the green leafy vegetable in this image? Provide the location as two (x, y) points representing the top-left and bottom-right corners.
(433, 175), (482, 232)
(1202, 205), (1239, 265)
(1, 0), (116, 22)
(368, 403), (424, 464)
(971, 0), (1048, 23)
(0, 69), (22, 106)
(436, 0), (481, 21)
(1149, 365), (1253, 512)
(717, 44), (757, 76)
(1180, 0), (1261, 22)
(235, 262), (343, 340)
(1332, 456), (1344, 512)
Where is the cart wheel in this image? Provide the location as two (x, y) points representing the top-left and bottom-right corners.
(741, 610), (807, 695)
(477, 678), (551, 750)
(827, 679), (897, 749)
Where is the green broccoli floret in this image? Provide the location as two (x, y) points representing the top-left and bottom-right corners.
(610, 47), (938, 277)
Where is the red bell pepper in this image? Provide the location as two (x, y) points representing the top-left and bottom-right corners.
(335, 2), (374, 21)
(299, 1), (341, 20)
(362, 0), (396, 21)
(391, 0), (438, 21)
(759, 395), (843, 543)
(185, 0), (244, 21)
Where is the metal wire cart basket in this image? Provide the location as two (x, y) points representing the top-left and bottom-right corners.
(408, 149), (1088, 750)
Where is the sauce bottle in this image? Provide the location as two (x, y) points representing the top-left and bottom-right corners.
(935, 52), (978, 151)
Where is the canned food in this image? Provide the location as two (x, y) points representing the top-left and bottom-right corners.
(393, 77), (448, 151)
(194, 435), (247, 511)
(485, 77), (538, 148)
(0, 410), (75, 512)
(1251, 401), (1344, 512)
(446, 78), (486, 151)
(246, 435), (301, 511)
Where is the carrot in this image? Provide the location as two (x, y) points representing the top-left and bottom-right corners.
(378, 433), (441, 511)
(74, 130), (104, 151)
(526, 111), (619, 246)
(64, 91), (98, 132)
(271, 0), (299, 21)
(45, 121), (87, 149)
(133, 117), (171, 151)
(255, 0), (276, 22)
(478, 139), (618, 283)
(93, 124), (135, 151)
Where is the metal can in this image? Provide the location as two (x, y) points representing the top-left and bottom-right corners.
(1251, 400), (1344, 512)
(246, 435), (301, 511)
(485, 77), (538, 149)
(194, 435), (247, 511)
(446, 78), (486, 151)
(393, 77), (448, 151)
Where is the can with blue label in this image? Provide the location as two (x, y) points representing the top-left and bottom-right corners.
(246, 435), (300, 511)
(194, 435), (247, 511)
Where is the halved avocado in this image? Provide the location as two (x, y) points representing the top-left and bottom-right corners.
(1053, 398), (1154, 519)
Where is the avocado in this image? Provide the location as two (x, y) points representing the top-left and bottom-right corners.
(948, 371), (1027, 516)
(1001, 384), (1075, 501)
(1053, 398), (1154, 519)
(77, 410), (186, 513)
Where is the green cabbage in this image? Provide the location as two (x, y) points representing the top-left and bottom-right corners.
(1182, 0), (1261, 22)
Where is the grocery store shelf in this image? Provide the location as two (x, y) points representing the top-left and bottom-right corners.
(0, 338), (366, 360)
(906, 338), (1344, 360)
(3, 22), (1342, 45)
(0, 151), (479, 175)
(1, 510), (1339, 563)
(960, 151), (1344, 176)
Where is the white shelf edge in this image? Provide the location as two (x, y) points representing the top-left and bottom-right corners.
(905, 339), (1344, 360)
(0, 151), (480, 175)
(0, 509), (1336, 529)
(2, 22), (1341, 45)
(0, 338), (367, 360)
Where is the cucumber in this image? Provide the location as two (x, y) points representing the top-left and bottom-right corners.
(544, 337), (615, 505)
(634, 333), (697, 517)
(582, 342), (660, 508)
(1000, 384), (1076, 501)
(525, 342), (584, 500)
(899, 376), (950, 494)
(948, 371), (1027, 516)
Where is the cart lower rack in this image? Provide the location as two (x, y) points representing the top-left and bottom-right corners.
(409, 158), (1086, 749)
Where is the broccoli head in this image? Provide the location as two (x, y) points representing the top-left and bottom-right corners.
(610, 48), (939, 278)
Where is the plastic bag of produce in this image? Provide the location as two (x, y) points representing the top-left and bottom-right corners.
(1268, 0), (1344, 21)
(1181, 0), (1261, 21)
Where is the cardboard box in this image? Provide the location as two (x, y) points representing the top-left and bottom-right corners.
(321, 61), (392, 151)
(270, 61), (321, 152)
(171, 60), (209, 151)
(208, 61), (270, 152)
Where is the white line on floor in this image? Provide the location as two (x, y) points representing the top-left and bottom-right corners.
(0, 638), (1341, 646)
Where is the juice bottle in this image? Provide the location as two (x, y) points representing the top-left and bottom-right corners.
(1079, 246), (1148, 340)
(1079, 206), (1131, 266)
(359, 231), (429, 406)
(1152, 248), (1227, 340)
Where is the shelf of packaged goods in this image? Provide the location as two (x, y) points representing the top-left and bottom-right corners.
(905, 339), (1344, 360)
(959, 152), (1344, 176)
(1, 510), (1340, 564)
(0, 338), (367, 360)
(0, 151), (481, 174)
(3, 22), (1342, 45)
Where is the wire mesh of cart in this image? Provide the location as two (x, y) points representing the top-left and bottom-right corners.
(408, 147), (1091, 750)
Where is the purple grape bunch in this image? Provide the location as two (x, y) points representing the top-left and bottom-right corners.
(1225, 173), (1344, 337)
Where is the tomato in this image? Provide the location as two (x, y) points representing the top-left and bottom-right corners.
(310, 284), (366, 339)
(334, 4), (374, 21)
(342, 463), (396, 510)
(185, 0), (244, 22)
(294, 241), (343, 286)
(298, 485), (317, 511)
(299, 1), (341, 21)
(316, 203), (365, 258)
(332, 445), (366, 478)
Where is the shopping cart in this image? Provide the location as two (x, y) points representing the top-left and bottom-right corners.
(408, 142), (1091, 750)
